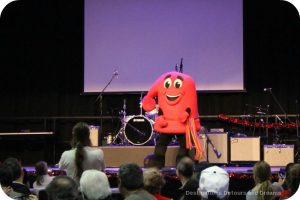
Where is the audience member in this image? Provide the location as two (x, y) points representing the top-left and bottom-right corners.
(32, 161), (54, 194)
(80, 169), (112, 200)
(285, 163), (300, 197)
(0, 164), (23, 199)
(274, 163), (294, 199)
(59, 122), (105, 182)
(176, 157), (200, 200)
(46, 175), (79, 200)
(246, 161), (274, 200)
(0, 164), (38, 200)
(143, 167), (172, 200)
(2, 157), (31, 196)
(199, 166), (229, 200)
(118, 163), (155, 200)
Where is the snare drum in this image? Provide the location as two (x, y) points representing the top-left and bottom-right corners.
(124, 115), (153, 145)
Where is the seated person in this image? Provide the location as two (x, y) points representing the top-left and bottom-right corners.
(285, 163), (300, 198)
(46, 176), (79, 200)
(199, 166), (229, 200)
(0, 164), (37, 200)
(80, 169), (112, 200)
(143, 167), (172, 200)
(176, 157), (200, 200)
(118, 163), (156, 200)
(2, 157), (31, 196)
(246, 161), (274, 200)
(33, 161), (54, 195)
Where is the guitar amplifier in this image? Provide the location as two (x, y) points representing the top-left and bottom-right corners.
(230, 137), (260, 162)
(207, 132), (229, 164)
(264, 144), (294, 166)
(89, 126), (99, 146)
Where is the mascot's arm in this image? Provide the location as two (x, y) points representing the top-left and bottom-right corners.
(178, 108), (190, 123)
(142, 82), (159, 112)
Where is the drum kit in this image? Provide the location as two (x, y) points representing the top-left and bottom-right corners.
(110, 94), (158, 146)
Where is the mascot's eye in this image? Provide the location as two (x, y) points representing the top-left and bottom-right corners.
(164, 78), (172, 88)
(174, 79), (183, 88)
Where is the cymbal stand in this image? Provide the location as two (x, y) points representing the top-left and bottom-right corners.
(112, 99), (128, 145)
(139, 92), (143, 115)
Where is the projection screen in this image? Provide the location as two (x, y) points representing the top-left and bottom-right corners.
(84, 0), (244, 93)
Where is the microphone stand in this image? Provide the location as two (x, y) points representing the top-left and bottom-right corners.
(201, 127), (222, 159)
(95, 73), (118, 144)
(267, 89), (292, 124)
(266, 89), (292, 144)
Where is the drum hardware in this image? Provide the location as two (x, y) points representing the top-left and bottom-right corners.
(112, 95), (157, 146)
(112, 99), (128, 145)
(139, 92), (143, 115)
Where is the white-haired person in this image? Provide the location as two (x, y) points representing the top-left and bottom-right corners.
(80, 170), (112, 200)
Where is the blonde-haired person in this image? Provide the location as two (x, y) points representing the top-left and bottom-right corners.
(144, 168), (172, 200)
(246, 161), (275, 200)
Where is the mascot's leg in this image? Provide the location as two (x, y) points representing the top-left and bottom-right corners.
(154, 134), (173, 168)
(176, 134), (189, 164)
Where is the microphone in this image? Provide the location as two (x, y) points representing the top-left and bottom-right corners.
(113, 70), (119, 78)
(213, 146), (222, 158)
(264, 88), (272, 92)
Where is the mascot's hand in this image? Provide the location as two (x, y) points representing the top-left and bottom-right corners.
(142, 95), (156, 112)
(178, 111), (189, 123)
(156, 116), (168, 128)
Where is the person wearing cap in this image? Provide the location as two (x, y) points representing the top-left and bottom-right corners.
(198, 166), (229, 200)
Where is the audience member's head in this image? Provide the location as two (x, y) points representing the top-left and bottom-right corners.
(0, 164), (14, 194)
(176, 157), (195, 182)
(199, 166), (229, 200)
(80, 170), (111, 200)
(286, 163), (300, 196)
(71, 122), (91, 179)
(253, 161), (271, 184)
(143, 167), (166, 194)
(253, 161), (273, 200)
(2, 157), (22, 181)
(35, 161), (49, 186)
(118, 163), (144, 195)
(46, 176), (79, 200)
(71, 122), (91, 148)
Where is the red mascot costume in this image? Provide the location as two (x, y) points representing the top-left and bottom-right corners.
(142, 71), (204, 167)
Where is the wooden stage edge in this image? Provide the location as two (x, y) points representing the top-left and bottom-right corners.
(97, 146), (179, 167)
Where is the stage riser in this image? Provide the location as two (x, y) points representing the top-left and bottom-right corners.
(100, 146), (179, 167)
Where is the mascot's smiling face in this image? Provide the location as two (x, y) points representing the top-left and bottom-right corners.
(159, 72), (195, 106)
(163, 74), (185, 105)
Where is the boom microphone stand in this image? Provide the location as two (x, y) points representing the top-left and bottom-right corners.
(95, 70), (118, 144)
(264, 88), (292, 144)
(200, 127), (222, 160)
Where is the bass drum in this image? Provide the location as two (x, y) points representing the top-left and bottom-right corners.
(124, 115), (153, 145)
